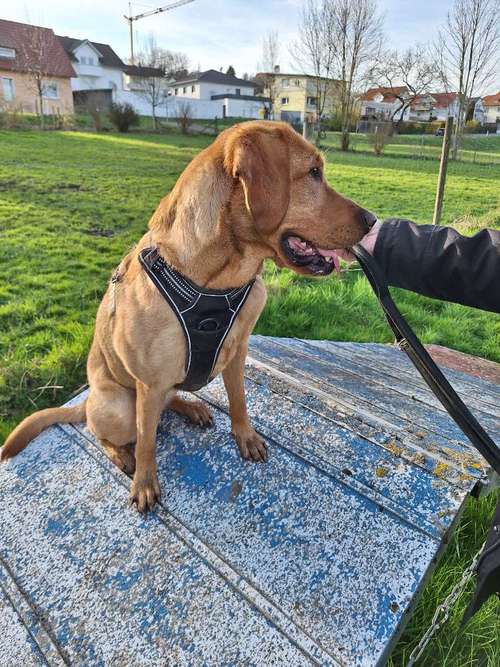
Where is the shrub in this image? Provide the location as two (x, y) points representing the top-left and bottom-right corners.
(426, 121), (445, 134)
(176, 102), (193, 135)
(464, 120), (482, 134)
(398, 121), (428, 134)
(108, 103), (139, 133)
(367, 125), (392, 156)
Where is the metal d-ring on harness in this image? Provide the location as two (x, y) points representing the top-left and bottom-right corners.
(351, 245), (500, 663)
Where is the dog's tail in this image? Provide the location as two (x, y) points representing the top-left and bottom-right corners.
(1, 400), (87, 461)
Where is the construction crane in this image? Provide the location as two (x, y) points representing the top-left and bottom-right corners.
(124, 0), (195, 64)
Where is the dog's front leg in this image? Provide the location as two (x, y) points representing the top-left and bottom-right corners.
(130, 380), (164, 512)
(222, 344), (268, 462)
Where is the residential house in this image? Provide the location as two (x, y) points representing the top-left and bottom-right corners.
(469, 97), (484, 124)
(56, 35), (126, 110)
(167, 69), (266, 119)
(482, 92), (500, 126)
(416, 92), (459, 121)
(0, 19), (75, 114)
(359, 86), (410, 122)
(408, 93), (436, 121)
(57, 35), (171, 117)
(256, 70), (341, 122)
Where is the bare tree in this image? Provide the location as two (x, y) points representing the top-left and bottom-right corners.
(156, 49), (189, 80)
(435, 0), (500, 159)
(330, 0), (384, 151)
(290, 0), (337, 143)
(13, 24), (65, 129)
(257, 31), (280, 118)
(177, 102), (193, 134)
(134, 35), (168, 129)
(369, 46), (438, 127)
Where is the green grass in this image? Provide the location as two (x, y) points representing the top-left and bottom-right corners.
(0, 127), (499, 664)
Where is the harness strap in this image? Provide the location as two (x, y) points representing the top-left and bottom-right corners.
(139, 247), (254, 391)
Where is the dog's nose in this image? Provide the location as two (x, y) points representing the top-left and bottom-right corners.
(359, 209), (377, 233)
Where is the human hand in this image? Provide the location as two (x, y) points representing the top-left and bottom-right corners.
(337, 220), (382, 263)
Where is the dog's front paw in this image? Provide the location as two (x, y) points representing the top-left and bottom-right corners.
(130, 471), (161, 513)
(232, 425), (268, 462)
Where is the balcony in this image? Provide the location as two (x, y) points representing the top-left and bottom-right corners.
(76, 63), (104, 78)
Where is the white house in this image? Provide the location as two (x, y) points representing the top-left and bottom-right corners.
(56, 35), (169, 117)
(56, 36), (126, 108)
(410, 92), (459, 121)
(359, 87), (410, 121)
(167, 69), (267, 120)
(482, 92), (500, 126)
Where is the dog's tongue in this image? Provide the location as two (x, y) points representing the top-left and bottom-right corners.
(317, 247), (341, 273)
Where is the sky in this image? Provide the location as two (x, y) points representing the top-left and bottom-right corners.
(3, 0), (498, 88)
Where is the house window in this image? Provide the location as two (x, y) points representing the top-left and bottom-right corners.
(294, 79), (301, 86)
(183, 86), (187, 94)
(174, 87), (178, 95)
(282, 78), (289, 87)
(42, 82), (58, 99)
(365, 106), (376, 114)
(307, 96), (317, 106)
(191, 85), (195, 92)
(281, 97), (289, 105)
(235, 88), (241, 95)
(0, 47), (15, 59)
(1, 77), (14, 101)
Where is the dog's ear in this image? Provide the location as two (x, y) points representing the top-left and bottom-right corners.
(228, 130), (290, 235)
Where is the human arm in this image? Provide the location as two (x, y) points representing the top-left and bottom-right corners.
(351, 218), (500, 313)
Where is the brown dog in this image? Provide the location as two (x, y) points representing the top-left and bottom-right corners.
(1, 121), (373, 512)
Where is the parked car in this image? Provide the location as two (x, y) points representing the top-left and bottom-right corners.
(434, 127), (445, 136)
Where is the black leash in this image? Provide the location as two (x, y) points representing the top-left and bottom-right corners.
(352, 244), (500, 476)
(351, 244), (500, 623)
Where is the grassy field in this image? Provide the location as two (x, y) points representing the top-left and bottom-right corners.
(0, 127), (499, 665)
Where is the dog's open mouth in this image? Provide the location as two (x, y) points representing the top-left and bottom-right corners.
(281, 234), (341, 276)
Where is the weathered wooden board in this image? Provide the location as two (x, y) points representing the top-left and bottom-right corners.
(1, 337), (498, 667)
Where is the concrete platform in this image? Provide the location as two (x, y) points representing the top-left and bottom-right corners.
(0, 336), (498, 666)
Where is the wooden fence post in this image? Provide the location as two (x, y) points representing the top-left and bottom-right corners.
(432, 116), (453, 226)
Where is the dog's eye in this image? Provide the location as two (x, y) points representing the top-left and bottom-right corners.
(309, 167), (322, 180)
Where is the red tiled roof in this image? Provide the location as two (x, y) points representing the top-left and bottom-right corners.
(429, 92), (457, 108)
(483, 92), (500, 106)
(0, 19), (75, 78)
(361, 86), (408, 102)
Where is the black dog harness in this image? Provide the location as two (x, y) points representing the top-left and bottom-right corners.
(139, 247), (254, 391)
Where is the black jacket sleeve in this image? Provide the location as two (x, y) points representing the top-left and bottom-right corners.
(373, 219), (500, 313)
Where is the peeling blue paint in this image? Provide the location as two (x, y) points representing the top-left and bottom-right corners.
(0, 337), (497, 666)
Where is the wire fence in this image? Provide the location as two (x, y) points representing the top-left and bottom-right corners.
(318, 130), (500, 169)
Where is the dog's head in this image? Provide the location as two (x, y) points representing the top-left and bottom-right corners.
(224, 121), (375, 275)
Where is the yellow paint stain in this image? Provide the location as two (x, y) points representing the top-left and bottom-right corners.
(375, 467), (388, 478)
(386, 440), (402, 457)
(434, 462), (450, 478)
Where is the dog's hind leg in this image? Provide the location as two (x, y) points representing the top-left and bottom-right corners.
(100, 440), (136, 476)
(86, 381), (137, 474)
(166, 391), (213, 427)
